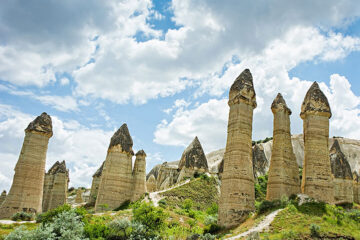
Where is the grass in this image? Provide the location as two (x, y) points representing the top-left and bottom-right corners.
(160, 176), (219, 211)
(0, 223), (37, 240)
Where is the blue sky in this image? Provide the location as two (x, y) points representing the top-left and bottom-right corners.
(1, 0), (360, 190)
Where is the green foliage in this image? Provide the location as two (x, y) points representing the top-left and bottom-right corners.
(158, 199), (167, 209)
(36, 204), (72, 224)
(84, 221), (110, 239)
(132, 202), (167, 237)
(256, 198), (288, 214)
(310, 223), (320, 237)
(11, 212), (34, 221)
(254, 174), (268, 201)
(281, 230), (297, 239)
(182, 199), (193, 211)
(296, 201), (326, 216)
(107, 218), (131, 239)
(113, 200), (131, 211)
(205, 203), (218, 216)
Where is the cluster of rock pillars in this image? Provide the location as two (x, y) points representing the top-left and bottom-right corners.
(0, 69), (359, 230)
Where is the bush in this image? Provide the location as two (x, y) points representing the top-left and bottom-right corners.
(182, 199), (193, 211)
(310, 224), (320, 237)
(205, 203), (218, 216)
(204, 215), (220, 234)
(158, 199), (167, 208)
(201, 233), (216, 240)
(254, 174), (268, 201)
(107, 218), (131, 239)
(113, 200), (131, 211)
(281, 230), (297, 239)
(84, 221), (110, 239)
(11, 212), (34, 221)
(36, 204), (72, 223)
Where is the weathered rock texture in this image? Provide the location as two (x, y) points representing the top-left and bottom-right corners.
(218, 69), (257, 228)
(42, 161), (69, 212)
(300, 82), (334, 203)
(0, 191), (6, 206)
(330, 140), (353, 204)
(89, 162), (104, 205)
(156, 162), (179, 190)
(266, 94), (300, 200)
(0, 112), (53, 218)
(252, 144), (268, 179)
(132, 150), (147, 201)
(354, 171), (360, 204)
(95, 124), (134, 211)
(146, 175), (157, 193)
(75, 188), (84, 204)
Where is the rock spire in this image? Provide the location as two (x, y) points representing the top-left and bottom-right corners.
(89, 162), (104, 205)
(266, 93), (300, 201)
(132, 150), (147, 201)
(300, 82), (334, 203)
(178, 137), (208, 170)
(0, 113), (53, 218)
(218, 69), (257, 228)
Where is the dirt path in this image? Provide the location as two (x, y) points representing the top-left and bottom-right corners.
(0, 220), (36, 225)
(148, 179), (191, 206)
(224, 209), (283, 240)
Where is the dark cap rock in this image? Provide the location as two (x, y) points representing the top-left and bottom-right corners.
(178, 136), (208, 170)
(330, 140), (352, 179)
(353, 171), (360, 183)
(25, 112), (53, 136)
(1, 190), (6, 196)
(271, 93), (292, 115)
(136, 150), (146, 157)
(229, 69), (257, 107)
(47, 160), (68, 175)
(93, 162), (104, 178)
(109, 124), (134, 155)
(300, 82), (331, 119)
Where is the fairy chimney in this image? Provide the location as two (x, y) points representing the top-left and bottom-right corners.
(146, 175), (157, 193)
(89, 162), (104, 205)
(42, 160), (69, 212)
(218, 69), (257, 228)
(267, 93), (300, 200)
(300, 82), (334, 203)
(75, 188), (84, 204)
(132, 150), (147, 201)
(0, 112), (53, 218)
(95, 124), (134, 211)
(0, 191), (6, 206)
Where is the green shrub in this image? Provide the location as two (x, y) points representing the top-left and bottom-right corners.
(11, 212), (34, 221)
(158, 199), (167, 208)
(254, 174), (268, 201)
(200, 174), (210, 181)
(281, 230), (297, 239)
(310, 224), (320, 237)
(204, 215), (220, 234)
(182, 199), (193, 211)
(113, 200), (131, 211)
(36, 204), (72, 223)
(107, 218), (131, 239)
(205, 203), (218, 215)
(84, 222), (110, 239)
(201, 233), (216, 240)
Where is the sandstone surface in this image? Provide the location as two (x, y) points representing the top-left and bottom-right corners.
(95, 124), (134, 211)
(218, 69), (257, 228)
(75, 188), (84, 204)
(132, 150), (147, 201)
(42, 160), (69, 212)
(89, 162), (104, 205)
(354, 171), (360, 204)
(146, 175), (157, 192)
(0, 191), (6, 206)
(0, 112), (53, 218)
(252, 144), (268, 179)
(266, 93), (300, 200)
(300, 82), (333, 203)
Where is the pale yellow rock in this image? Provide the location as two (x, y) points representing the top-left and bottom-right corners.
(267, 93), (300, 200)
(353, 171), (360, 204)
(0, 113), (52, 218)
(42, 161), (69, 212)
(218, 69), (257, 228)
(75, 188), (84, 204)
(89, 162), (104, 205)
(132, 150), (147, 201)
(0, 191), (6, 207)
(146, 175), (157, 193)
(156, 162), (179, 190)
(95, 124), (134, 212)
(300, 82), (334, 203)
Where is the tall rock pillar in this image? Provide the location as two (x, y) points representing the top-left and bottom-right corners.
(132, 150), (147, 201)
(218, 69), (257, 228)
(95, 124), (134, 212)
(300, 82), (333, 203)
(267, 93), (300, 200)
(353, 171), (360, 204)
(0, 191), (6, 206)
(89, 162), (104, 205)
(42, 161), (69, 212)
(0, 112), (53, 218)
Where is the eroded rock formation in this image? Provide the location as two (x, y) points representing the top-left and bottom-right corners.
(218, 69), (257, 228)
(156, 162), (179, 190)
(330, 140), (353, 204)
(252, 144), (268, 179)
(42, 161), (69, 212)
(266, 93), (300, 200)
(354, 171), (360, 204)
(300, 82), (334, 203)
(75, 188), (84, 204)
(0, 191), (6, 206)
(146, 175), (157, 193)
(132, 150), (146, 201)
(89, 162), (104, 205)
(0, 112), (53, 218)
(95, 124), (134, 211)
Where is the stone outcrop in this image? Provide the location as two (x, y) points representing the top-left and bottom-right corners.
(89, 162), (104, 205)
(156, 162), (179, 190)
(95, 124), (134, 211)
(42, 161), (69, 212)
(218, 69), (257, 228)
(300, 82), (334, 203)
(75, 188), (84, 204)
(266, 93), (300, 200)
(177, 137), (209, 181)
(330, 140), (353, 204)
(354, 171), (360, 204)
(146, 175), (157, 192)
(0, 112), (53, 218)
(252, 144), (268, 179)
(132, 150), (146, 201)
(0, 191), (6, 206)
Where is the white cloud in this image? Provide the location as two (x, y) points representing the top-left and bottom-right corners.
(60, 77), (70, 86)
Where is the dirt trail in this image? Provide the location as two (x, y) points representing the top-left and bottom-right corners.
(0, 220), (36, 225)
(148, 179), (191, 206)
(224, 209), (283, 240)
